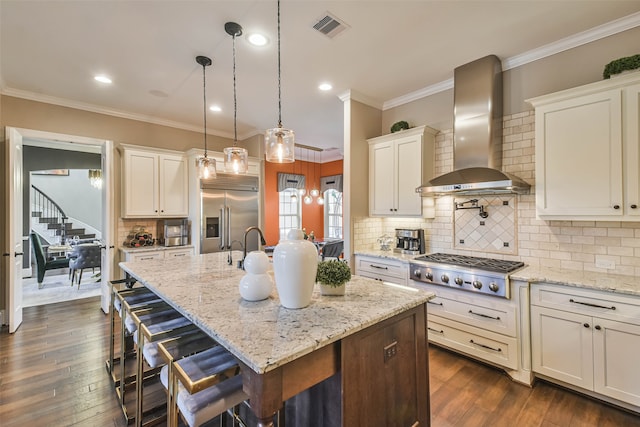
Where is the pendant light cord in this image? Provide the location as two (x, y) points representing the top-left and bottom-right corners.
(277, 0), (282, 128)
(232, 32), (238, 145)
(202, 61), (208, 157)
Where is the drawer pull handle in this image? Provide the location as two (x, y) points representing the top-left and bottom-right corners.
(427, 300), (443, 306)
(469, 339), (502, 352)
(427, 327), (444, 334)
(174, 253), (186, 257)
(468, 310), (501, 321)
(140, 257), (155, 261)
(569, 299), (616, 310)
(370, 265), (388, 270)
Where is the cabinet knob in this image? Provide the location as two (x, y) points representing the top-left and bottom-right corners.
(595, 325), (602, 330)
(583, 323), (590, 328)
(613, 205), (620, 210)
(632, 204), (638, 209)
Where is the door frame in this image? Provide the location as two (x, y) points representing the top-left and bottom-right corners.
(4, 127), (115, 331)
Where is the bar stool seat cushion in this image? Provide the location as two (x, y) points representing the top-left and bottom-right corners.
(178, 375), (248, 427)
(142, 326), (200, 369)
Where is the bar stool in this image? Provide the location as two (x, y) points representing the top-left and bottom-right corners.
(107, 279), (160, 385)
(130, 304), (198, 426)
(116, 300), (177, 422)
(155, 331), (218, 424)
(161, 345), (248, 427)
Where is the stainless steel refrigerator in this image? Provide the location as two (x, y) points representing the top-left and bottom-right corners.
(200, 174), (260, 254)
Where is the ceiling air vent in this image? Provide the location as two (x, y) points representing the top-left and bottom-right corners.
(312, 12), (349, 39)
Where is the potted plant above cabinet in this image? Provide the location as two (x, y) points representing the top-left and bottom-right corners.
(367, 125), (437, 218)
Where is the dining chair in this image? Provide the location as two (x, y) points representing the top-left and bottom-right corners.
(321, 240), (344, 261)
(30, 232), (70, 288)
(68, 243), (101, 288)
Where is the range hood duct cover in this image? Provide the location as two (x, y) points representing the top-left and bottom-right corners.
(417, 55), (530, 196)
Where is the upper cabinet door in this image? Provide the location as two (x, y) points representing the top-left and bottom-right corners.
(123, 149), (159, 217)
(158, 154), (188, 217)
(529, 72), (640, 221)
(624, 83), (640, 218)
(369, 140), (395, 215)
(535, 89), (623, 218)
(395, 136), (423, 216)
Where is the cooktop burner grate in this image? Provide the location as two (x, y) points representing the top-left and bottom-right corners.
(413, 252), (524, 273)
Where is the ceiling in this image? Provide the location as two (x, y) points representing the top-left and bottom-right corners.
(2, 1), (640, 160)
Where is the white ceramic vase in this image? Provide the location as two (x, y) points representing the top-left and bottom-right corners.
(239, 251), (273, 301)
(273, 229), (318, 309)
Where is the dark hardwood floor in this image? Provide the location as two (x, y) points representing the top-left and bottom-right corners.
(1, 297), (639, 426)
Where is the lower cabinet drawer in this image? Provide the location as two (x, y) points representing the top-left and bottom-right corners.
(427, 315), (518, 370)
(357, 270), (406, 286)
(165, 248), (194, 259)
(127, 251), (164, 262)
(355, 255), (407, 285)
(426, 294), (516, 337)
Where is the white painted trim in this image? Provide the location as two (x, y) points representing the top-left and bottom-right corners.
(383, 11), (640, 110)
(337, 89), (383, 110)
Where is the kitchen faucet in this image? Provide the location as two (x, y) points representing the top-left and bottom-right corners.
(239, 226), (266, 270)
(227, 240), (244, 266)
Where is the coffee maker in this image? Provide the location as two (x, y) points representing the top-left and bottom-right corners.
(394, 228), (425, 255)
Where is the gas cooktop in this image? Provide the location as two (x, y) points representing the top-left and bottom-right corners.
(412, 253), (524, 274)
(410, 253), (525, 299)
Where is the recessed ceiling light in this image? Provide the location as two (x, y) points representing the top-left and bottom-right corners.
(246, 33), (268, 46)
(94, 75), (112, 84)
(318, 83), (332, 91)
(210, 105), (222, 112)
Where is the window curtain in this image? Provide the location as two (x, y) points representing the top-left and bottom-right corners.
(320, 174), (343, 192)
(277, 173), (306, 192)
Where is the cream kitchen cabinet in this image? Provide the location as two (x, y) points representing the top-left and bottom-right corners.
(122, 147), (188, 218)
(355, 254), (408, 286)
(121, 246), (194, 262)
(528, 72), (640, 220)
(368, 125), (436, 217)
(531, 284), (640, 409)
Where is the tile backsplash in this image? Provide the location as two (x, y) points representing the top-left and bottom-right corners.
(453, 195), (517, 255)
(354, 110), (640, 277)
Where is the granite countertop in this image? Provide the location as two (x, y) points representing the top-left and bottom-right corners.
(119, 251), (434, 374)
(354, 249), (419, 262)
(512, 266), (640, 297)
(120, 244), (194, 254)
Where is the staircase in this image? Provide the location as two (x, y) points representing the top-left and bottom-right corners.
(31, 185), (96, 244)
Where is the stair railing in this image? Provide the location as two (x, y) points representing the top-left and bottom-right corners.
(31, 185), (69, 244)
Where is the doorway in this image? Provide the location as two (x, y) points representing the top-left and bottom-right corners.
(25, 162), (104, 307)
(4, 127), (115, 332)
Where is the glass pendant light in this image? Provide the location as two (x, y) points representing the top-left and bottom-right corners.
(310, 151), (320, 197)
(265, 0), (295, 163)
(224, 22), (249, 174)
(195, 55), (216, 179)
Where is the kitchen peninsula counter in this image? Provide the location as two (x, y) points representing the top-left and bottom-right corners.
(119, 251), (434, 426)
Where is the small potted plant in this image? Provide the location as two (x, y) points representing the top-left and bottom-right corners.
(316, 260), (351, 296)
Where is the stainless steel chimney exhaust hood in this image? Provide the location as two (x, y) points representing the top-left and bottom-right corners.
(416, 55), (530, 196)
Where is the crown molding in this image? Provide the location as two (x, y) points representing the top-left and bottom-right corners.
(383, 11), (640, 111)
(0, 87), (256, 141)
(337, 89), (383, 110)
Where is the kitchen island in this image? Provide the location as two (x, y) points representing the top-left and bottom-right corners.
(119, 251), (434, 426)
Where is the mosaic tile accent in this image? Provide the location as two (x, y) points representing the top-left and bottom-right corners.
(454, 195), (517, 254)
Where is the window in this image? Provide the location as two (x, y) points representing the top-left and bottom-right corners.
(324, 189), (343, 239)
(279, 189), (301, 241)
